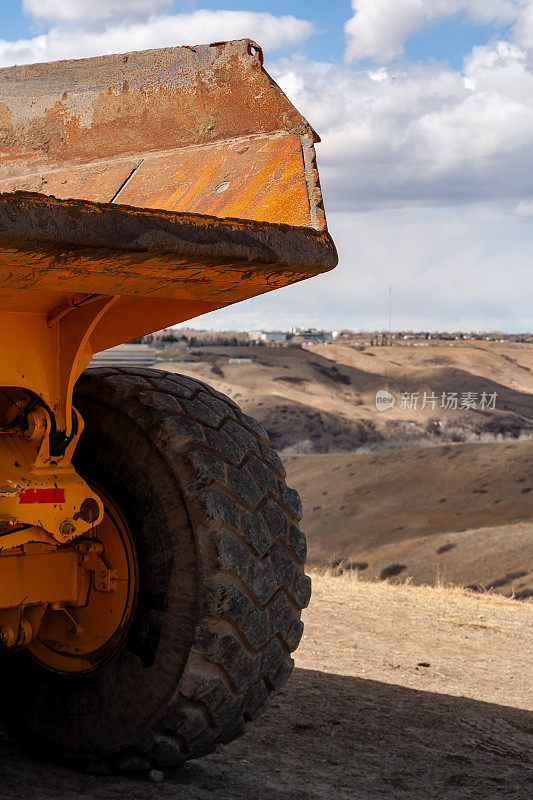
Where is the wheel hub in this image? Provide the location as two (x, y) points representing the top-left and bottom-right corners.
(28, 488), (137, 675)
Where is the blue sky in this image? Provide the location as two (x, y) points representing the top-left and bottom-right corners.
(404, 17), (506, 67)
(1, 1), (533, 332)
(1, 1), (513, 67)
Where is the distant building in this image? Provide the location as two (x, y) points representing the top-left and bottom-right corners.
(288, 326), (333, 343)
(249, 331), (288, 344)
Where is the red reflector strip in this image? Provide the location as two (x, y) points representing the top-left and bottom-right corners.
(19, 488), (65, 504)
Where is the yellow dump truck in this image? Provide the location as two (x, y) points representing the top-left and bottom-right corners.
(0, 39), (336, 770)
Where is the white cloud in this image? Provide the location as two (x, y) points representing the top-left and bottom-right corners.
(184, 204), (533, 333)
(23, 0), (171, 24)
(262, 41), (533, 333)
(273, 45), (533, 210)
(510, 1), (533, 49)
(0, 10), (314, 67)
(344, 0), (524, 64)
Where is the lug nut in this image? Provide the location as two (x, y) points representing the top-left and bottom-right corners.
(59, 519), (76, 538)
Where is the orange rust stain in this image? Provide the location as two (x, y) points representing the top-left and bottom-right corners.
(0, 43), (312, 177)
(0, 158), (141, 203)
(0, 247), (312, 302)
(0, 135), (315, 228)
(117, 134), (310, 226)
(0, 192), (335, 305)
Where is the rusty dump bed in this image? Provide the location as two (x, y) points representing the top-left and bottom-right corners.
(0, 39), (336, 330)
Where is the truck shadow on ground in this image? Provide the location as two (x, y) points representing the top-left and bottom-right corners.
(0, 667), (530, 800)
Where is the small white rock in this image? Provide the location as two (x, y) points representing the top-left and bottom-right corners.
(149, 769), (165, 783)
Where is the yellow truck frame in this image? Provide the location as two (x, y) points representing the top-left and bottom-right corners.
(0, 39), (336, 769)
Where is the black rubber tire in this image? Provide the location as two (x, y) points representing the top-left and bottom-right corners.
(0, 367), (310, 770)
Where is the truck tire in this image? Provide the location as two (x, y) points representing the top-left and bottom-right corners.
(0, 367), (310, 770)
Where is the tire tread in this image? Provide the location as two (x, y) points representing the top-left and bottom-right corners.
(75, 367), (309, 768)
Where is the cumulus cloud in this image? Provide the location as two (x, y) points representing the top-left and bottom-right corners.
(0, 9), (314, 67)
(344, 0), (523, 63)
(273, 43), (533, 210)
(263, 35), (533, 333)
(511, 1), (533, 49)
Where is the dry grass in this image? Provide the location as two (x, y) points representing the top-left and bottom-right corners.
(299, 572), (533, 710)
(310, 567), (533, 608)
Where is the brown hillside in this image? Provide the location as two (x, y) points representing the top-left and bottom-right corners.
(157, 342), (533, 452)
(285, 441), (533, 595)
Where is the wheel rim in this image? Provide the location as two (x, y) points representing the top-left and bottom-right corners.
(28, 487), (138, 675)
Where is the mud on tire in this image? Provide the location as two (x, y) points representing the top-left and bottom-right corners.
(0, 367), (310, 770)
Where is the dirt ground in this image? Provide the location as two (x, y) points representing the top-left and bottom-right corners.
(1, 574), (531, 800)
